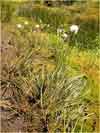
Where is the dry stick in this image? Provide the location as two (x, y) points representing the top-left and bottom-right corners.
(41, 65), (45, 108)
(1, 87), (8, 97)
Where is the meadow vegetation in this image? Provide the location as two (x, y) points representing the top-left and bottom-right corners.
(0, 0), (100, 132)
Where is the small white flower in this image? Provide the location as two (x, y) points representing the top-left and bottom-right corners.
(70, 24), (79, 34)
(17, 24), (22, 29)
(35, 24), (40, 28)
(62, 33), (68, 39)
(24, 21), (28, 25)
(57, 28), (63, 34)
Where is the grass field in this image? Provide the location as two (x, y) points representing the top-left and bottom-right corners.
(1, 0), (100, 132)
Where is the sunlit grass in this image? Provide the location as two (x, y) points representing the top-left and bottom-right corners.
(67, 47), (99, 102)
(1, 1), (99, 132)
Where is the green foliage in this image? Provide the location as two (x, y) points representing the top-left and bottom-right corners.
(17, 1), (99, 49)
(1, 1), (99, 132)
(67, 47), (99, 103)
(1, 1), (16, 22)
(1, 22), (92, 132)
(1, 46), (88, 132)
(18, 4), (69, 32)
(74, 14), (99, 49)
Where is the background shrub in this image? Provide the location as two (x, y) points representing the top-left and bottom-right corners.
(74, 10), (99, 49)
(1, 1), (16, 22)
(18, 4), (69, 32)
(17, 1), (99, 49)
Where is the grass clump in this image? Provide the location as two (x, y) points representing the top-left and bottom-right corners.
(1, 46), (89, 132)
(1, 22), (94, 132)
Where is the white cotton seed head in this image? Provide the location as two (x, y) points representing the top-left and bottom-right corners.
(70, 25), (79, 34)
(63, 33), (68, 38)
(57, 28), (63, 35)
(35, 24), (40, 28)
(17, 24), (22, 29)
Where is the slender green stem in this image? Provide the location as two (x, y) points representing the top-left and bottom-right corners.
(41, 65), (45, 108)
(41, 86), (43, 108)
(63, 108), (66, 133)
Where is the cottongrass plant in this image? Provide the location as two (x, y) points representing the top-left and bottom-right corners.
(1, 54), (89, 132)
(1, 22), (94, 132)
(1, 43), (91, 132)
(56, 24), (79, 44)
